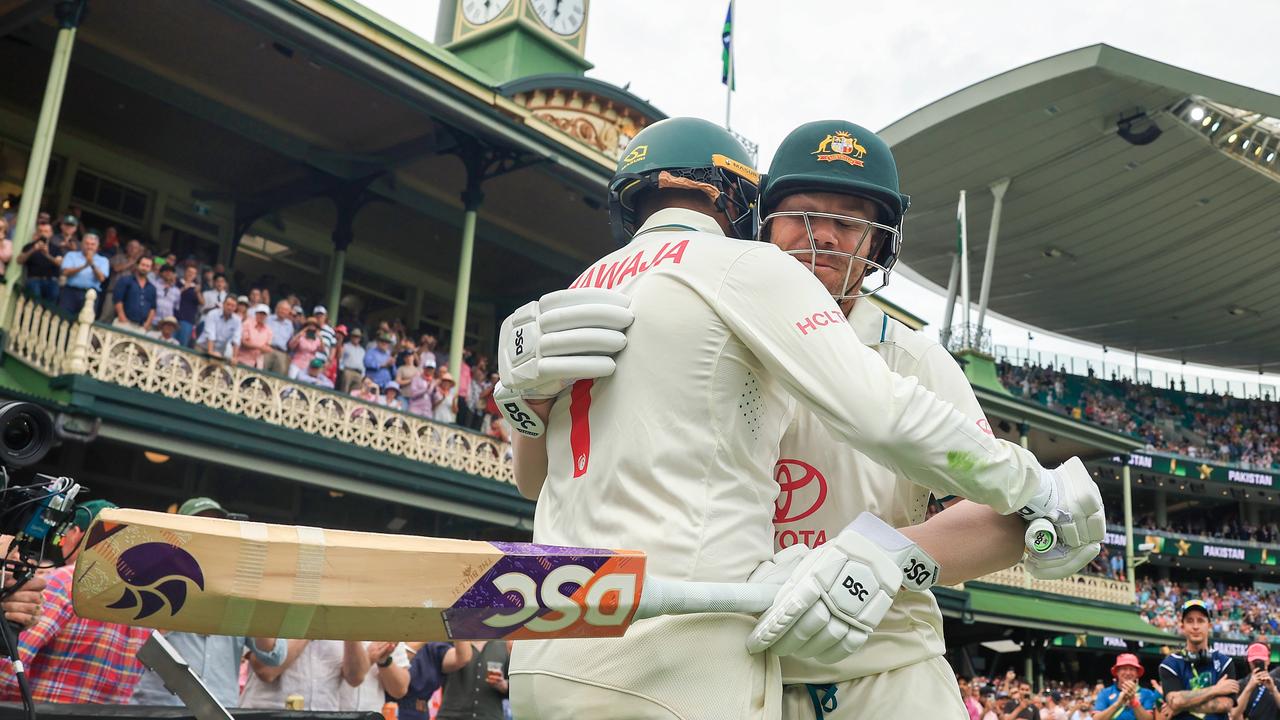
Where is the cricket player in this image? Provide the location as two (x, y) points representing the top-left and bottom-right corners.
(500, 118), (1103, 720)
(745, 120), (1101, 719)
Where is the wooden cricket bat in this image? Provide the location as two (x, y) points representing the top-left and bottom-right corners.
(72, 509), (778, 641)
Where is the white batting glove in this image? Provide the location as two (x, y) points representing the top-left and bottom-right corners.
(1024, 542), (1101, 580)
(493, 381), (546, 439)
(498, 288), (633, 402)
(745, 513), (939, 663)
(1018, 457), (1105, 548)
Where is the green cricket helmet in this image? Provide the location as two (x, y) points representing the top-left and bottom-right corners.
(609, 117), (760, 245)
(760, 120), (911, 300)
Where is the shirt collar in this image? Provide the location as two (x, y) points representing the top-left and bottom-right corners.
(633, 208), (725, 238)
(847, 299), (887, 347)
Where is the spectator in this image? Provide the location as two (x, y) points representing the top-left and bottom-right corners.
(100, 226), (120, 257)
(339, 327), (365, 393)
(295, 357), (335, 389)
(197, 295), (242, 359)
(1232, 641), (1280, 719)
(396, 352), (420, 390)
(147, 316), (182, 345)
(174, 263), (202, 348)
(129, 498), (286, 707)
(405, 365), (434, 416)
(290, 304), (304, 331)
(432, 371), (458, 424)
(102, 238), (143, 321)
(57, 232), (109, 316)
(419, 334), (441, 370)
(263, 300), (295, 375)
(1003, 679), (1040, 720)
(52, 214), (79, 251)
(288, 317), (324, 378)
(486, 417), (509, 445)
(1094, 653), (1157, 720)
(395, 643), (470, 720)
(0, 217), (12, 276)
(350, 376), (383, 405)
(152, 262), (180, 330)
(201, 274), (229, 316)
(240, 639), (367, 711)
(112, 254), (157, 332)
(236, 304), (274, 369)
(1160, 599), (1237, 719)
(0, 500), (151, 703)
(384, 381), (404, 410)
(364, 334), (394, 389)
(17, 218), (62, 302)
(338, 641), (410, 714)
(960, 676), (983, 720)
(313, 305), (336, 365)
(436, 640), (509, 720)
(234, 295), (250, 322)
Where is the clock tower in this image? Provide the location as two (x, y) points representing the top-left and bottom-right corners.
(436, 0), (592, 83)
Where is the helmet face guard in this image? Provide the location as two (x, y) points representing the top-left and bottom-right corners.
(760, 209), (902, 301)
(609, 155), (759, 245)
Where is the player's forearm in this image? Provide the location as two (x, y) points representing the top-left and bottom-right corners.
(900, 500), (1024, 585)
(512, 433), (549, 500)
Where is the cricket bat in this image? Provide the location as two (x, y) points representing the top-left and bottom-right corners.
(71, 509), (778, 642)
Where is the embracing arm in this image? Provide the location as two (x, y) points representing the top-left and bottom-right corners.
(900, 500), (1025, 586)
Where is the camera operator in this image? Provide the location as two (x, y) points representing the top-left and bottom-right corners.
(1230, 642), (1280, 720)
(0, 500), (152, 704)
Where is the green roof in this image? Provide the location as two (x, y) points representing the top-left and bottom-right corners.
(965, 585), (1177, 645)
(0, 355), (69, 405)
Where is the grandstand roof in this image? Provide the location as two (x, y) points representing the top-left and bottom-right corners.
(880, 45), (1280, 373)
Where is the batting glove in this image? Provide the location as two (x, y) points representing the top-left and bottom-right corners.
(745, 513), (940, 663)
(498, 288), (633, 403)
(1018, 457), (1105, 549)
(1024, 542), (1101, 580)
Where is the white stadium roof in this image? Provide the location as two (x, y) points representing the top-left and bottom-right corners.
(880, 44), (1280, 372)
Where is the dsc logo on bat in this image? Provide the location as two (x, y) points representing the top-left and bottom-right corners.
(481, 564), (641, 635)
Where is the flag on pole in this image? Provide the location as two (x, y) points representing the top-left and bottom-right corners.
(721, 1), (735, 89)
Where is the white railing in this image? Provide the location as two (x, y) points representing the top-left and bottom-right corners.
(7, 291), (515, 485)
(976, 563), (1135, 606)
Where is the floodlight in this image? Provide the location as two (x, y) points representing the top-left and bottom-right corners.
(1189, 106), (1205, 122)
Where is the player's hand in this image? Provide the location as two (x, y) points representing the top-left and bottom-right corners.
(1024, 541), (1100, 580)
(498, 288), (633, 401)
(1019, 457), (1104, 548)
(1215, 676), (1239, 696)
(745, 513), (907, 662)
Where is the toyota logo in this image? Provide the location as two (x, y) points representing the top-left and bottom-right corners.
(774, 458), (828, 524)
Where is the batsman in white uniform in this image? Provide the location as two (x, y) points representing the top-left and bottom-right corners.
(749, 120), (1096, 720)
(498, 118), (1103, 720)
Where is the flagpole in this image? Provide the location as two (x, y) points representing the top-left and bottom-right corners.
(959, 190), (970, 348)
(725, 0), (734, 130)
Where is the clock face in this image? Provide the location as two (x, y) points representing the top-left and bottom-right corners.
(531, 0), (585, 36)
(462, 0), (512, 25)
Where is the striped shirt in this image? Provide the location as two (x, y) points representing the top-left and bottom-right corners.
(0, 564), (151, 703)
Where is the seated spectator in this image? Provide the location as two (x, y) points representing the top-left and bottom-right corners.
(236, 304), (273, 369)
(17, 218), (62, 302)
(288, 317), (324, 378)
(295, 357), (335, 389)
(112, 254), (157, 333)
(384, 381), (404, 410)
(147, 316), (182, 345)
(0, 501), (151, 703)
(57, 232), (109, 316)
(197, 295), (242, 359)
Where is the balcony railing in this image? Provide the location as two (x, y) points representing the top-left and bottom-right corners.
(6, 290), (515, 485)
(974, 563), (1135, 606)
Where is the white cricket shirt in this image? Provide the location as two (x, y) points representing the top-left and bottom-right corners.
(775, 299), (985, 684)
(511, 209), (1046, 712)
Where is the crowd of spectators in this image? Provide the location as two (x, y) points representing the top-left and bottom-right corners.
(1137, 576), (1280, 643)
(999, 361), (1280, 471)
(1131, 511), (1280, 546)
(1, 207), (510, 444)
(958, 668), (1170, 720)
(0, 495), (513, 718)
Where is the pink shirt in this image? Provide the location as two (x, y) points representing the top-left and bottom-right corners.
(289, 334), (323, 370)
(236, 320), (273, 369)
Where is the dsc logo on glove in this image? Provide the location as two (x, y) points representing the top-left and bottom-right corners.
(842, 575), (869, 602)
